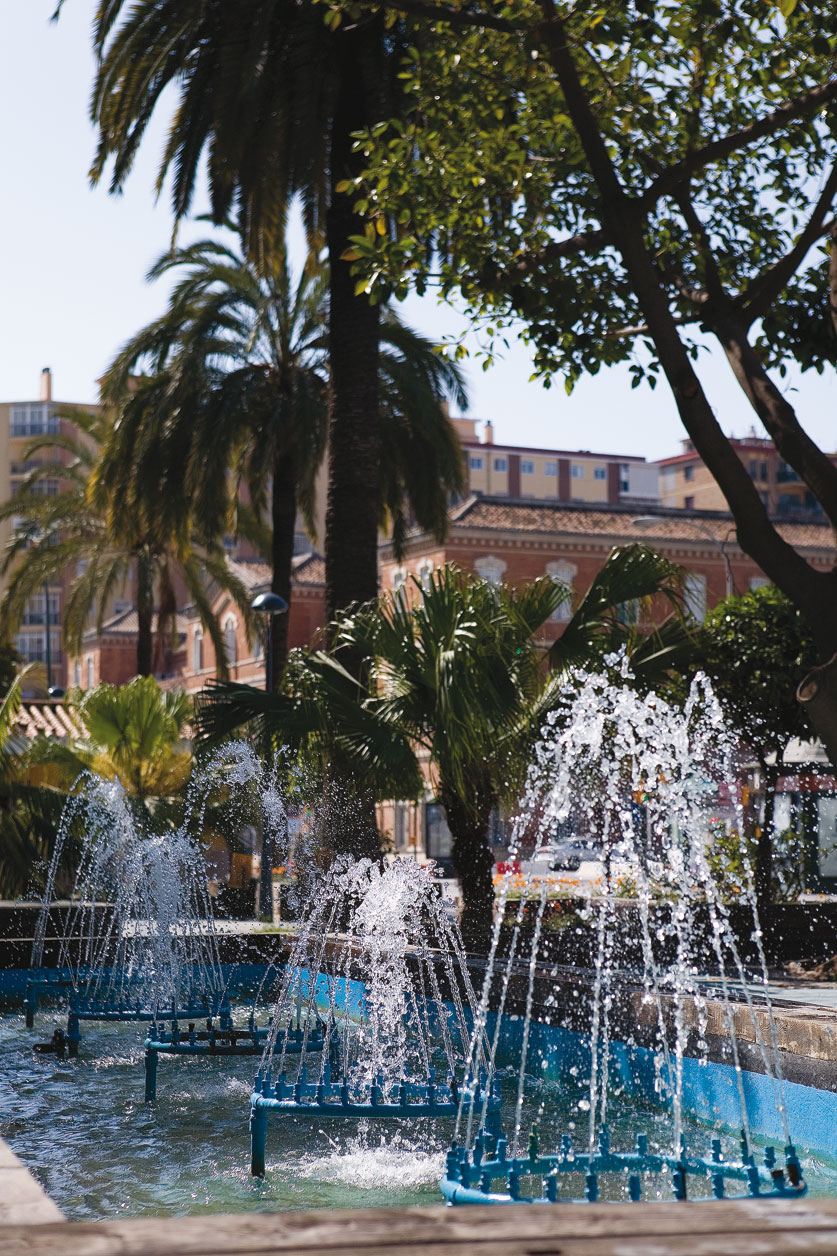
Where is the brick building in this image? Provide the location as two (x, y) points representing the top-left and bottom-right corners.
(75, 555), (326, 693)
(381, 496), (836, 636)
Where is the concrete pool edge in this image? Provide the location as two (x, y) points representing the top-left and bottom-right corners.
(0, 1139), (63, 1226)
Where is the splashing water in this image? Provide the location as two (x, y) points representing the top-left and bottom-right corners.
(458, 657), (790, 1170)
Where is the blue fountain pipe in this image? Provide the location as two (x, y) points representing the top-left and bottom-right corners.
(440, 1126), (808, 1206)
(23, 976), (76, 1029)
(250, 1100), (269, 1177)
(144, 1044), (158, 1103)
(248, 1079), (502, 1178)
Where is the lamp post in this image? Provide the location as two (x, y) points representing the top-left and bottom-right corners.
(631, 515), (734, 598)
(250, 590), (289, 921)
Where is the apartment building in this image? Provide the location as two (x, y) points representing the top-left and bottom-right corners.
(0, 369), (105, 686)
(657, 434), (833, 516)
(454, 418), (659, 508)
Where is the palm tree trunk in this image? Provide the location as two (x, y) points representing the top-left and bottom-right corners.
(135, 553), (154, 677)
(324, 31), (382, 627)
(441, 782), (497, 954)
(270, 447), (297, 690)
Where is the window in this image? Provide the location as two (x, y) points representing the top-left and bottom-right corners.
(417, 560), (434, 592)
(193, 628), (204, 673)
(493, 457), (508, 472)
(594, 467), (607, 481)
(617, 599), (639, 626)
(469, 455), (483, 470)
(683, 465), (694, 481)
(521, 460), (535, 475)
(749, 576), (770, 592)
(14, 477), (59, 497)
(223, 616), (238, 665)
(544, 460), (558, 476)
(73, 661), (81, 687)
(571, 464), (584, 478)
(22, 592), (59, 625)
(684, 496), (695, 509)
(86, 657), (94, 689)
(662, 468), (676, 491)
(547, 561), (577, 623)
(76, 559), (89, 577)
(475, 556), (506, 585)
(685, 573), (707, 623)
(425, 802), (453, 861)
(392, 567), (407, 600)
(14, 632), (60, 662)
(10, 404), (58, 438)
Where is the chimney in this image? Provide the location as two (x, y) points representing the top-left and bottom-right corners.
(40, 368), (52, 403)
(483, 420), (494, 445)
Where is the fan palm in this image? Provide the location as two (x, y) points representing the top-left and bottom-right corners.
(94, 233), (466, 683)
(62, 0), (409, 628)
(0, 672), (70, 898)
(197, 546), (692, 947)
(0, 408), (254, 679)
(28, 677), (192, 805)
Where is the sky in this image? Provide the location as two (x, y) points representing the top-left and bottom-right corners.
(3, 2), (836, 461)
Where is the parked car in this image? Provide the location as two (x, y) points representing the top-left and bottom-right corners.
(522, 839), (601, 874)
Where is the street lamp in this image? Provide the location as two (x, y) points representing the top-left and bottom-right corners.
(631, 515), (734, 598)
(250, 590), (289, 921)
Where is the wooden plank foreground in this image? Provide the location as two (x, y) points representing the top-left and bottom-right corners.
(4, 1199), (837, 1256)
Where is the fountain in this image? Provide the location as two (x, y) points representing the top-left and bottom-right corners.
(443, 658), (809, 1205)
(5, 690), (828, 1217)
(29, 770), (228, 1051)
(249, 858), (500, 1176)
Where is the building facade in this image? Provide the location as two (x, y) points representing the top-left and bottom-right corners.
(656, 434), (835, 517)
(0, 369), (107, 688)
(455, 418), (660, 508)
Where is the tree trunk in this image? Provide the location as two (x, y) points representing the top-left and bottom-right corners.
(135, 554), (154, 678)
(441, 782), (497, 954)
(324, 28), (382, 628)
(270, 447), (297, 690)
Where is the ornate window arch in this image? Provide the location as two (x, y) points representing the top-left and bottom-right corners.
(223, 615), (238, 665)
(474, 555), (507, 586)
(547, 560), (577, 622)
(416, 559), (434, 592)
(192, 627), (204, 673)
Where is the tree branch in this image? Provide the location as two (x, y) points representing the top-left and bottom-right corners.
(739, 164), (837, 326)
(712, 306), (837, 534)
(534, 0), (835, 641)
(479, 228), (609, 289)
(362, 0), (520, 32)
(639, 79), (837, 211)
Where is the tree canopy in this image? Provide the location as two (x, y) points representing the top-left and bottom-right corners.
(342, 0), (837, 755)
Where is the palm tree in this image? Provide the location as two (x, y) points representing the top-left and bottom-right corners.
(28, 677), (192, 806)
(94, 233), (466, 684)
(0, 408), (254, 678)
(197, 546), (692, 947)
(63, 0), (410, 629)
(0, 671), (70, 898)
